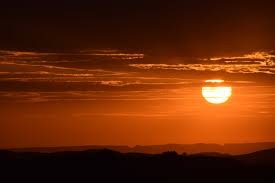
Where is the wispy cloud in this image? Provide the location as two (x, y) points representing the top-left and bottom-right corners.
(0, 88), (199, 103)
(0, 50), (274, 104)
(79, 49), (144, 60)
(202, 52), (275, 65)
(73, 112), (170, 118)
(0, 49), (144, 61)
(0, 50), (57, 56)
(130, 52), (275, 75)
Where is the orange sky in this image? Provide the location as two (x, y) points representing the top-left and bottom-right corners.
(0, 51), (274, 148)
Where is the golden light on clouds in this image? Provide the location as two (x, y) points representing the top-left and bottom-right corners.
(205, 80), (224, 83)
(202, 80), (232, 104)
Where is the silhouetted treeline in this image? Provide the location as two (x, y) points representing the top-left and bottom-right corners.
(1, 148), (275, 182)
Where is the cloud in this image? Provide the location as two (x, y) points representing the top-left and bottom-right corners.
(73, 112), (170, 118)
(100, 81), (125, 86)
(203, 52), (275, 64)
(130, 52), (275, 75)
(0, 50), (274, 104)
(0, 49), (144, 62)
(0, 50), (57, 56)
(0, 87), (199, 103)
(129, 63), (275, 74)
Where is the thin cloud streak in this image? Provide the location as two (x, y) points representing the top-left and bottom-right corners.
(130, 52), (275, 75)
(130, 63), (274, 74)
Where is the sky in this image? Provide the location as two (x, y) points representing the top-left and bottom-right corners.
(0, 0), (274, 148)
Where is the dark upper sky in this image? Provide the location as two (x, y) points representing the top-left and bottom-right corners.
(1, 0), (275, 56)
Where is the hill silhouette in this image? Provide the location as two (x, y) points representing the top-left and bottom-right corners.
(9, 142), (275, 155)
(236, 148), (275, 165)
(1, 148), (275, 182)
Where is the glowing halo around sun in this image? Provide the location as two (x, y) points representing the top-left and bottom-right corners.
(202, 80), (232, 104)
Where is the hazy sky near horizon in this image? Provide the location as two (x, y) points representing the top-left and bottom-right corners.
(0, 0), (274, 148)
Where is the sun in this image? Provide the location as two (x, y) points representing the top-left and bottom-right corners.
(202, 80), (232, 104)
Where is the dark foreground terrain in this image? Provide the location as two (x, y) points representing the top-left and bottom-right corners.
(1, 148), (275, 182)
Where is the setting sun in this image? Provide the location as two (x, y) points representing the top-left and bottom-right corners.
(202, 80), (232, 104)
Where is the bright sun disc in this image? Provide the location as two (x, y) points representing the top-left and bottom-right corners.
(202, 80), (232, 104)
